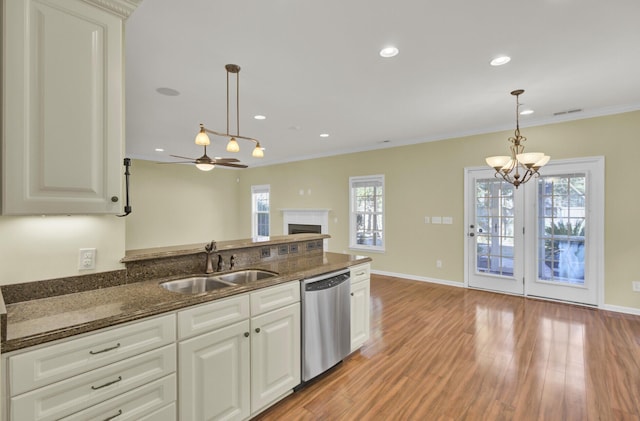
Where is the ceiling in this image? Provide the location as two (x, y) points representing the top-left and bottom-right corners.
(125, 0), (640, 168)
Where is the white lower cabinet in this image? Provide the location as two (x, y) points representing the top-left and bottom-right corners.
(5, 315), (177, 421)
(250, 303), (300, 414)
(178, 319), (251, 421)
(177, 281), (301, 420)
(350, 264), (371, 352)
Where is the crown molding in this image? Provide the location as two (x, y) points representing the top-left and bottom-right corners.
(81, 0), (142, 19)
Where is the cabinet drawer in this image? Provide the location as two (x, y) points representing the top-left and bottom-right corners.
(60, 373), (176, 421)
(11, 344), (176, 421)
(138, 403), (176, 421)
(250, 281), (300, 317)
(178, 294), (250, 340)
(350, 264), (370, 284)
(9, 314), (176, 395)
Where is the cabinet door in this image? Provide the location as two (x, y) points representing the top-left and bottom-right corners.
(250, 303), (300, 414)
(178, 320), (250, 421)
(350, 278), (370, 352)
(3, 0), (123, 214)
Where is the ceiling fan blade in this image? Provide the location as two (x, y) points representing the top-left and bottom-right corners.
(157, 161), (195, 164)
(214, 158), (241, 163)
(217, 162), (248, 168)
(169, 154), (197, 160)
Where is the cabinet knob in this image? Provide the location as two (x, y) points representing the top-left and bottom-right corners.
(255, 328), (261, 333)
(244, 332), (250, 338)
(111, 196), (119, 203)
(351, 292), (354, 296)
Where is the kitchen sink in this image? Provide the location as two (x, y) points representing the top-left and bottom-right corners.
(215, 269), (278, 284)
(160, 270), (278, 294)
(160, 277), (233, 294)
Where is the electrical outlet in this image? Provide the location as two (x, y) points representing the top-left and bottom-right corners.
(78, 248), (96, 270)
(632, 281), (640, 292)
(424, 216), (430, 224)
(436, 260), (442, 268)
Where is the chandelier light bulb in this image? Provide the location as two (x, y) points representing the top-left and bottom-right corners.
(195, 126), (210, 146)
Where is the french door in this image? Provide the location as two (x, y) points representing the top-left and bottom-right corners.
(465, 157), (604, 306)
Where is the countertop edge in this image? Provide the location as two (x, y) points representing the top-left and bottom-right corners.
(2, 255), (371, 353)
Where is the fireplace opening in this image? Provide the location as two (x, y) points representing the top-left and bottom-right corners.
(288, 223), (322, 235)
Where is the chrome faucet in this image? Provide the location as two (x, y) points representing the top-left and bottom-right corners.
(204, 241), (217, 274)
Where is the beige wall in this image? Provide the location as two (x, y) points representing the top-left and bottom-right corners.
(237, 111), (640, 309)
(124, 160), (243, 250)
(0, 111), (638, 310)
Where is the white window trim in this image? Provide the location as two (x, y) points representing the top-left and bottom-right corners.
(349, 174), (385, 252)
(251, 184), (270, 239)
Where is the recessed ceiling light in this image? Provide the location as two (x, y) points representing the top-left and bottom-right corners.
(490, 56), (511, 66)
(155, 148), (165, 152)
(155, 87), (180, 96)
(519, 109), (534, 115)
(379, 47), (399, 58)
(254, 115), (266, 120)
(320, 133), (330, 138)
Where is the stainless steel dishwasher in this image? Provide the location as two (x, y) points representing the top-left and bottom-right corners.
(300, 268), (351, 382)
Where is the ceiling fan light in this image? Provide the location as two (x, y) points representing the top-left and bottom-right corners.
(226, 137), (240, 152)
(195, 163), (215, 171)
(195, 127), (210, 146)
(486, 155), (511, 169)
(252, 143), (264, 158)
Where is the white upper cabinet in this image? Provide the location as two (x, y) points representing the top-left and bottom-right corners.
(2, 0), (139, 214)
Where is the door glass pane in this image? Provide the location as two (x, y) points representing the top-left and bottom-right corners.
(475, 179), (515, 277)
(537, 174), (586, 285)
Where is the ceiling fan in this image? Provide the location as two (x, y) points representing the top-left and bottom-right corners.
(160, 146), (248, 171)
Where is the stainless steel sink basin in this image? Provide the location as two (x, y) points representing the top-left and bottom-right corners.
(215, 269), (278, 284)
(160, 270), (278, 294)
(160, 277), (233, 294)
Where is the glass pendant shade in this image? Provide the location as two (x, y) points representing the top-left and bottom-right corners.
(195, 163), (215, 171)
(226, 138), (240, 152)
(486, 155), (511, 169)
(195, 129), (210, 146)
(252, 143), (264, 158)
(516, 152), (545, 166)
(534, 155), (551, 168)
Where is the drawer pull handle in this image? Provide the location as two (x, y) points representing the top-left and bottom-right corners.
(103, 409), (123, 421)
(91, 376), (122, 390)
(89, 343), (121, 355)
(356, 271), (366, 276)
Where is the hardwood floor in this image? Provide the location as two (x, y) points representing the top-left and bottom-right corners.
(254, 274), (640, 420)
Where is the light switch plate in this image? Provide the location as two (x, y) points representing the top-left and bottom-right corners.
(443, 217), (453, 224)
(432, 216), (442, 224)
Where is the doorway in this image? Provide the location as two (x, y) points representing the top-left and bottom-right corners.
(464, 157), (604, 306)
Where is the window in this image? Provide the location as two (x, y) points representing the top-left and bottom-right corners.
(350, 175), (384, 251)
(252, 185), (270, 239)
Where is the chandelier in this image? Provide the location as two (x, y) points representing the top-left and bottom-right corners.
(195, 64), (264, 161)
(485, 89), (549, 188)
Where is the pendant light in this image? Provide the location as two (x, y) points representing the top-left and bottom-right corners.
(195, 64), (264, 159)
(485, 89), (549, 188)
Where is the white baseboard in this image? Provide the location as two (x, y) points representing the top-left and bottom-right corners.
(371, 270), (640, 316)
(370, 270), (464, 288)
(600, 304), (640, 316)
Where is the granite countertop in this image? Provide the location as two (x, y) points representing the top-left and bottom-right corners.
(2, 252), (371, 353)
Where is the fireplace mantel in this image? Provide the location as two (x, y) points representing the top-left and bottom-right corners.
(281, 209), (330, 247)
